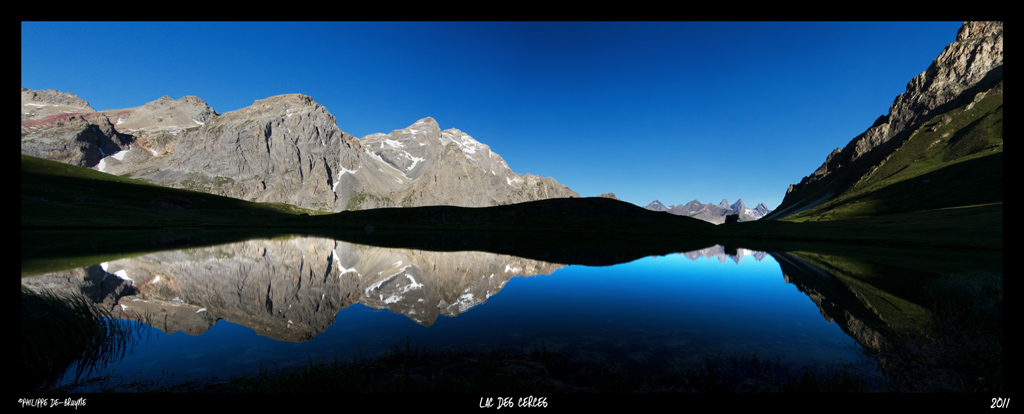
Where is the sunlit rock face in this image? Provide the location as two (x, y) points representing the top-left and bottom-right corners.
(349, 117), (579, 210)
(95, 94), (349, 212)
(21, 90), (578, 212)
(21, 238), (566, 342)
(20, 87), (133, 168)
(771, 21), (1003, 219)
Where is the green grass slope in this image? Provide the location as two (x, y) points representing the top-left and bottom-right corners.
(728, 87), (1002, 250)
(785, 88), (1002, 223)
(22, 154), (720, 270)
(21, 153), (323, 229)
(22, 153), (715, 236)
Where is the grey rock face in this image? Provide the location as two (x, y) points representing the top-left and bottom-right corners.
(100, 95), (219, 132)
(21, 90), (578, 212)
(773, 21), (1003, 219)
(21, 87), (93, 118)
(114, 94), (349, 211)
(342, 117), (579, 210)
(21, 88), (134, 168)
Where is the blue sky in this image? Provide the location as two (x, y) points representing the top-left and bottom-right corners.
(21, 21), (964, 209)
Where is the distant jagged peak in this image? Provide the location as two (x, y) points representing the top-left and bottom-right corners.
(684, 199), (704, 208)
(645, 200), (668, 211)
(643, 198), (773, 224)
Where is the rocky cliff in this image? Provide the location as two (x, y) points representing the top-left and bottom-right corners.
(767, 21), (1003, 219)
(21, 87), (133, 167)
(20, 91), (578, 212)
(345, 117), (579, 210)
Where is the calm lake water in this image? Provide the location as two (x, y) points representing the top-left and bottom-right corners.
(23, 236), (904, 392)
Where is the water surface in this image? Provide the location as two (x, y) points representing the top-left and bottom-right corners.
(27, 236), (987, 391)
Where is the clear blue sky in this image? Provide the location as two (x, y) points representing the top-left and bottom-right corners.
(21, 21), (965, 209)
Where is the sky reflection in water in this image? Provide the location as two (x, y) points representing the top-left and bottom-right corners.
(57, 247), (868, 389)
(59, 246), (868, 389)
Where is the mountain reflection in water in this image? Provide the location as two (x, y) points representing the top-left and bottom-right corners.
(22, 236), (997, 392)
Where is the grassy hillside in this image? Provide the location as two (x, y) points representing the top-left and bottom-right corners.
(21, 153), (324, 229)
(783, 88), (1002, 223)
(719, 87), (1002, 251)
(22, 153), (716, 236)
(22, 154), (332, 274)
(22, 154), (720, 271)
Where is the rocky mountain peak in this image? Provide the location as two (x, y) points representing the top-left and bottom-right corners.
(21, 87), (96, 129)
(350, 116), (576, 209)
(956, 21), (1002, 42)
(144, 95), (175, 108)
(21, 87), (93, 111)
(104, 95), (220, 131)
(684, 200), (704, 209)
(412, 116), (439, 128)
(770, 21), (1003, 219)
(220, 93), (327, 123)
(645, 200), (668, 211)
(21, 87), (579, 212)
(253, 93), (318, 108)
(889, 21), (1002, 134)
(377, 117), (443, 143)
(141, 95), (212, 111)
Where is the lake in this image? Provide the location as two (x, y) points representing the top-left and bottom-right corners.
(20, 235), (1001, 394)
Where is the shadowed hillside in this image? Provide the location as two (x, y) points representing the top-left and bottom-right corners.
(766, 22), (1002, 224)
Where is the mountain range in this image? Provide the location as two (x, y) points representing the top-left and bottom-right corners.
(21, 90), (578, 212)
(644, 199), (771, 224)
(20, 21), (1002, 241)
